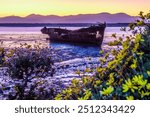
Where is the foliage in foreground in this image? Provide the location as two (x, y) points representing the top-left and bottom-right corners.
(0, 44), (66, 99)
(55, 12), (150, 100)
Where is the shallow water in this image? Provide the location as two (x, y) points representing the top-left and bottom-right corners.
(0, 26), (130, 34)
(51, 43), (100, 60)
(0, 26), (131, 92)
(0, 26), (130, 58)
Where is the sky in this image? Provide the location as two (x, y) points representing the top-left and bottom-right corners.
(0, 0), (149, 17)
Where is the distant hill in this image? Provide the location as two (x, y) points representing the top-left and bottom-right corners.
(0, 13), (138, 23)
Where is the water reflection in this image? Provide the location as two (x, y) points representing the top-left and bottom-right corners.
(50, 42), (100, 60)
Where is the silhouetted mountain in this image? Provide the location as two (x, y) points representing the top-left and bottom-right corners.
(0, 13), (138, 23)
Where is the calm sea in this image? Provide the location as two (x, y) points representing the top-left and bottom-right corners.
(0, 26), (126, 34)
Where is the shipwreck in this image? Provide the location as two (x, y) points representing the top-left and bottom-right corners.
(41, 23), (106, 46)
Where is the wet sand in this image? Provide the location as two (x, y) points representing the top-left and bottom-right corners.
(0, 34), (49, 48)
(0, 32), (128, 99)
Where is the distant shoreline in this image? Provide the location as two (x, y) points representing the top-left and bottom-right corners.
(0, 23), (130, 27)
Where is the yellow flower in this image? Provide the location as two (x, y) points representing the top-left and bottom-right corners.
(132, 75), (143, 84)
(84, 90), (92, 100)
(108, 60), (118, 69)
(96, 67), (106, 73)
(132, 75), (147, 88)
(106, 73), (115, 85)
(137, 52), (144, 56)
(132, 43), (139, 53)
(78, 90), (92, 100)
(62, 88), (72, 95)
(147, 71), (150, 76)
(126, 96), (134, 100)
(123, 79), (138, 93)
(140, 91), (150, 98)
(55, 94), (62, 100)
(72, 79), (79, 87)
(101, 86), (114, 96)
(146, 83), (150, 90)
(139, 80), (147, 88)
(95, 80), (102, 86)
(82, 76), (91, 85)
(130, 59), (137, 69)
(99, 57), (106, 63)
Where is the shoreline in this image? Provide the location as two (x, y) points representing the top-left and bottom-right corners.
(0, 32), (117, 99)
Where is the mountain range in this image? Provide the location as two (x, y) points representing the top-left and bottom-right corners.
(0, 12), (138, 23)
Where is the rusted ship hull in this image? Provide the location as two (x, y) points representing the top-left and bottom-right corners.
(41, 23), (106, 46)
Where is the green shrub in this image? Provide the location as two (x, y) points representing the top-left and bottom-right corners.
(55, 12), (150, 100)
